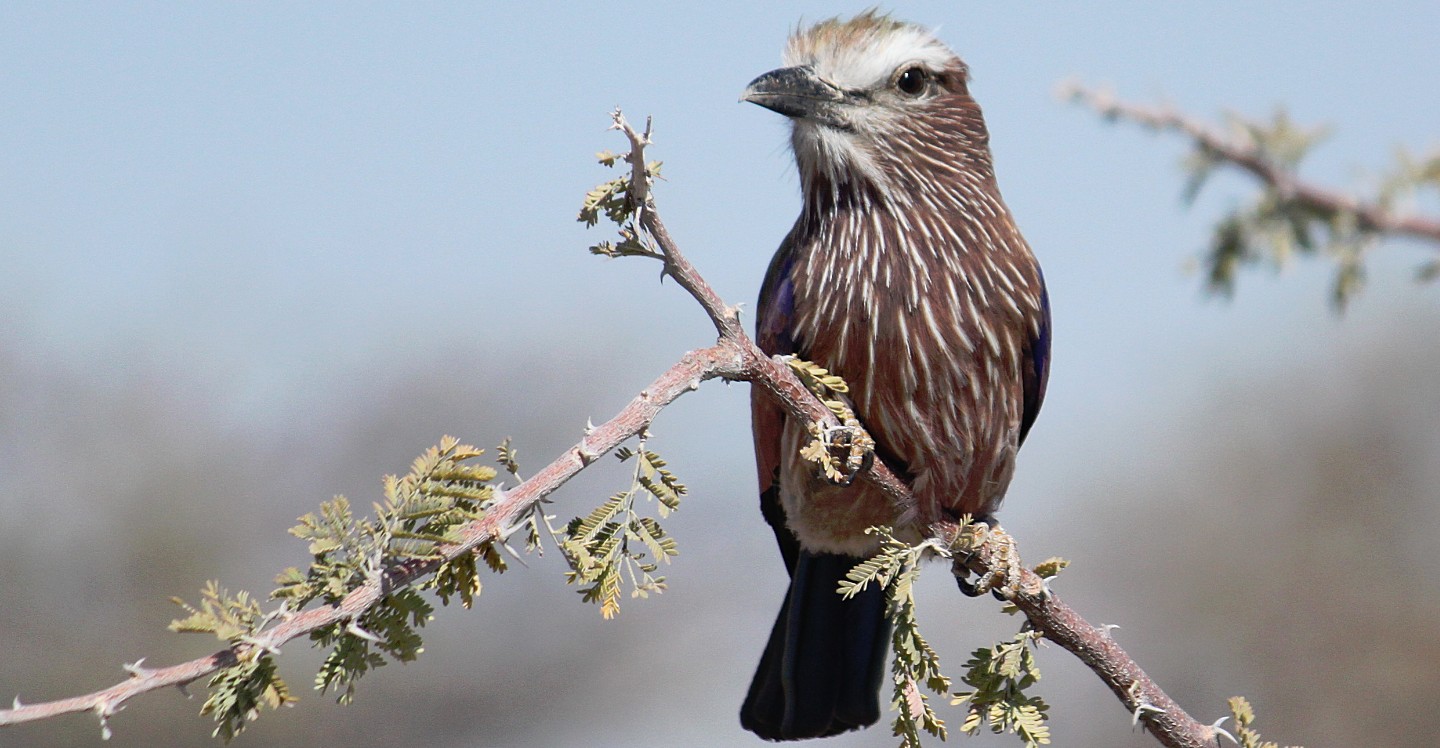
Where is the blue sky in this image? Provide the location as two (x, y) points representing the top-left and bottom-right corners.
(4, 2), (1437, 425)
(2, 3), (1438, 746)
(4, 1), (1437, 509)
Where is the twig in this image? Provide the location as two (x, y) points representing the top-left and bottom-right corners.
(1062, 81), (1440, 246)
(610, 110), (747, 341)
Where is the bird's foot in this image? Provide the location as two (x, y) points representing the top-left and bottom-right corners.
(799, 418), (874, 486)
(952, 521), (1029, 599)
(784, 356), (875, 486)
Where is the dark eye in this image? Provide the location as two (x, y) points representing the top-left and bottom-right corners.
(895, 66), (928, 96)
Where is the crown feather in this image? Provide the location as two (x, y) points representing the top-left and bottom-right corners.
(783, 10), (962, 92)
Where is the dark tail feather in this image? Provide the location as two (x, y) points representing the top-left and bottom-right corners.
(740, 551), (892, 740)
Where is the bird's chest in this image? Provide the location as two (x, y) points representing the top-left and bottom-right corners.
(782, 235), (1025, 523)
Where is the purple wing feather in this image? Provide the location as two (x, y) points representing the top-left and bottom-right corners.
(752, 236), (802, 571)
(1018, 278), (1051, 446)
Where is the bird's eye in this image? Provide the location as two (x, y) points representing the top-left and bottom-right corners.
(895, 66), (928, 96)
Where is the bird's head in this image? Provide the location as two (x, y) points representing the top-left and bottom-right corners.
(742, 11), (993, 205)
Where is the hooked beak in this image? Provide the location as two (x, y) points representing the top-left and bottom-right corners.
(741, 65), (847, 125)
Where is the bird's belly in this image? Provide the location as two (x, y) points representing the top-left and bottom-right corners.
(777, 418), (902, 556)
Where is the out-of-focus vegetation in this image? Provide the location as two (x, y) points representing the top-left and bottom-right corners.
(3, 301), (1437, 746)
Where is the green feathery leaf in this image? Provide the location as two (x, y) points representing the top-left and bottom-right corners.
(951, 630), (1052, 747)
(1228, 696), (1303, 748)
(200, 655), (294, 743)
(169, 582), (265, 643)
(561, 441), (685, 618)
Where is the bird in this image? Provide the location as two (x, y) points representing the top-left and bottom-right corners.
(738, 12), (1051, 741)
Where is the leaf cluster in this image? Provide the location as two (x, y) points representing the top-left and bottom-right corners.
(276, 437), (499, 609)
(951, 631), (1051, 747)
(168, 583), (297, 738)
(1184, 109), (1440, 309)
(560, 444), (686, 619)
(168, 437), (508, 741)
(579, 149), (664, 259)
(199, 655), (294, 742)
(169, 581), (267, 643)
(841, 528), (950, 747)
(842, 526), (1064, 748)
(282, 438), (503, 701)
(787, 358), (874, 484)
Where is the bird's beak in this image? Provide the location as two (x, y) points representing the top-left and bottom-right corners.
(741, 65), (846, 124)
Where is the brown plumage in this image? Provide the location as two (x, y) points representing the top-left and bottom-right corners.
(740, 12), (1051, 740)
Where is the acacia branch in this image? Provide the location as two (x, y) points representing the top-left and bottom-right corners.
(5, 108), (1218, 748)
(1063, 82), (1440, 246)
(610, 112), (747, 341)
(0, 341), (749, 732)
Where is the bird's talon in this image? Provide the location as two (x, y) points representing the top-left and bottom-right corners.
(805, 421), (872, 486)
(964, 524), (1025, 597)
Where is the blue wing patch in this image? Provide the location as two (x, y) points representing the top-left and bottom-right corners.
(1018, 278), (1051, 446)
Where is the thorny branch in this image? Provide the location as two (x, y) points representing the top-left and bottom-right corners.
(3, 109), (1220, 748)
(610, 114), (747, 341)
(1063, 82), (1440, 246)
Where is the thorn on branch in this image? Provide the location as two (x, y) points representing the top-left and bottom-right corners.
(237, 635), (281, 656)
(498, 539), (529, 567)
(346, 622), (382, 644)
(1127, 681), (1165, 727)
(1210, 715), (1237, 745)
(1132, 700), (1165, 727)
(93, 701), (117, 740)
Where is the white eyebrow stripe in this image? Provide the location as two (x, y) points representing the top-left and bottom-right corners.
(785, 25), (954, 91)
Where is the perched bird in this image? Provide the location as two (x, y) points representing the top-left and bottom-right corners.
(739, 12), (1051, 740)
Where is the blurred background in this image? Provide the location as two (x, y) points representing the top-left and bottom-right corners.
(3, 2), (1438, 746)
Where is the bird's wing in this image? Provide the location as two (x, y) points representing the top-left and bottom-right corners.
(752, 233), (802, 574)
(1018, 278), (1052, 446)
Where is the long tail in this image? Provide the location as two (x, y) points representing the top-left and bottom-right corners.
(740, 551), (892, 740)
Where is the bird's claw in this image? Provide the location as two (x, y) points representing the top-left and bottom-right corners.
(974, 523), (1022, 597)
(953, 521), (1032, 599)
(800, 419), (874, 486)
